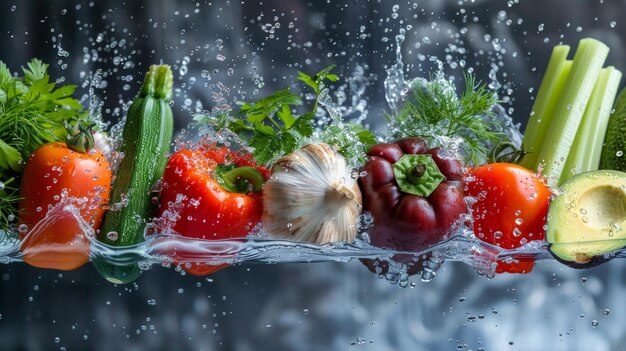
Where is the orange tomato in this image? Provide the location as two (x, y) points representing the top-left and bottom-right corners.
(18, 142), (111, 271)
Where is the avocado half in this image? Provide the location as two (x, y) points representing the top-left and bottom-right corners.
(547, 170), (626, 269)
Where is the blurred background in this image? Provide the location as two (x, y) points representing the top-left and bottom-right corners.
(1, 0), (626, 350)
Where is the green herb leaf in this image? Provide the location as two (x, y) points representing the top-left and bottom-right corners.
(0, 62), (12, 86)
(239, 88), (302, 121)
(297, 64), (339, 94)
(349, 123), (377, 150)
(0, 139), (22, 172)
(249, 131), (297, 165)
(277, 105), (295, 128)
(254, 122), (276, 136)
(297, 71), (318, 93)
(22, 59), (48, 84)
(290, 112), (315, 137)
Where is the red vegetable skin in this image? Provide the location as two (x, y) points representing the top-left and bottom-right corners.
(156, 146), (269, 276)
(18, 142), (111, 271)
(359, 137), (466, 274)
(466, 163), (551, 274)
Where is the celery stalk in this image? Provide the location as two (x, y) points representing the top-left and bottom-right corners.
(559, 66), (622, 184)
(520, 45), (571, 170)
(533, 38), (609, 185)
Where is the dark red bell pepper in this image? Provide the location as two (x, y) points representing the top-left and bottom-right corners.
(359, 137), (466, 275)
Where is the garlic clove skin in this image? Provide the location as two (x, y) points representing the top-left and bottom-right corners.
(262, 143), (362, 244)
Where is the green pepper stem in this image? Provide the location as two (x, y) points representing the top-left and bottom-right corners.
(406, 164), (427, 184)
(139, 65), (173, 102)
(217, 166), (265, 194)
(392, 154), (446, 197)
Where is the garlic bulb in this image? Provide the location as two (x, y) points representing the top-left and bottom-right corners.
(262, 143), (362, 244)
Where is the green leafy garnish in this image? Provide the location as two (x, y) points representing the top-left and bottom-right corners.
(0, 58), (84, 231)
(199, 66), (344, 165)
(388, 73), (500, 166)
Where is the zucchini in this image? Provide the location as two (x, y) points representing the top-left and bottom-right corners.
(94, 65), (174, 284)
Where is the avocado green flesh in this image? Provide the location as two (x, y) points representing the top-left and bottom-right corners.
(547, 170), (626, 263)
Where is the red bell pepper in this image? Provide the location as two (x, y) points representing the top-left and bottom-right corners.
(359, 137), (466, 275)
(156, 145), (269, 276)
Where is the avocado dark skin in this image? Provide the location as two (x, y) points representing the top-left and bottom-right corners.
(548, 246), (613, 269)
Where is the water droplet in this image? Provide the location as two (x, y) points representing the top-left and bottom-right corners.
(106, 231), (119, 242)
(493, 231), (503, 239)
(592, 320), (599, 328)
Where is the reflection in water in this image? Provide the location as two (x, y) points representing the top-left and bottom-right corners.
(1, 0), (626, 350)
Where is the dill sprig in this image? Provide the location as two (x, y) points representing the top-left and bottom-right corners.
(389, 73), (500, 166)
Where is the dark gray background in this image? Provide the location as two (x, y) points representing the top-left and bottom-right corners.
(1, 1), (625, 350)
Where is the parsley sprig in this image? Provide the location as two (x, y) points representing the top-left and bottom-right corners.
(0, 59), (84, 231)
(198, 65), (374, 166)
(388, 73), (500, 166)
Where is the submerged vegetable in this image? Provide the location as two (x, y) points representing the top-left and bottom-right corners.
(359, 137), (466, 275)
(263, 143), (362, 243)
(18, 126), (111, 271)
(466, 163), (551, 273)
(156, 145), (269, 276)
(94, 65), (174, 284)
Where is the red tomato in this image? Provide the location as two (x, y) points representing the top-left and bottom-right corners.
(156, 146), (269, 276)
(18, 142), (111, 271)
(466, 163), (551, 273)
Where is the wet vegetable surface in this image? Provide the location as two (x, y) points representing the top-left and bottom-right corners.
(1, 1), (626, 351)
(360, 137), (466, 275)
